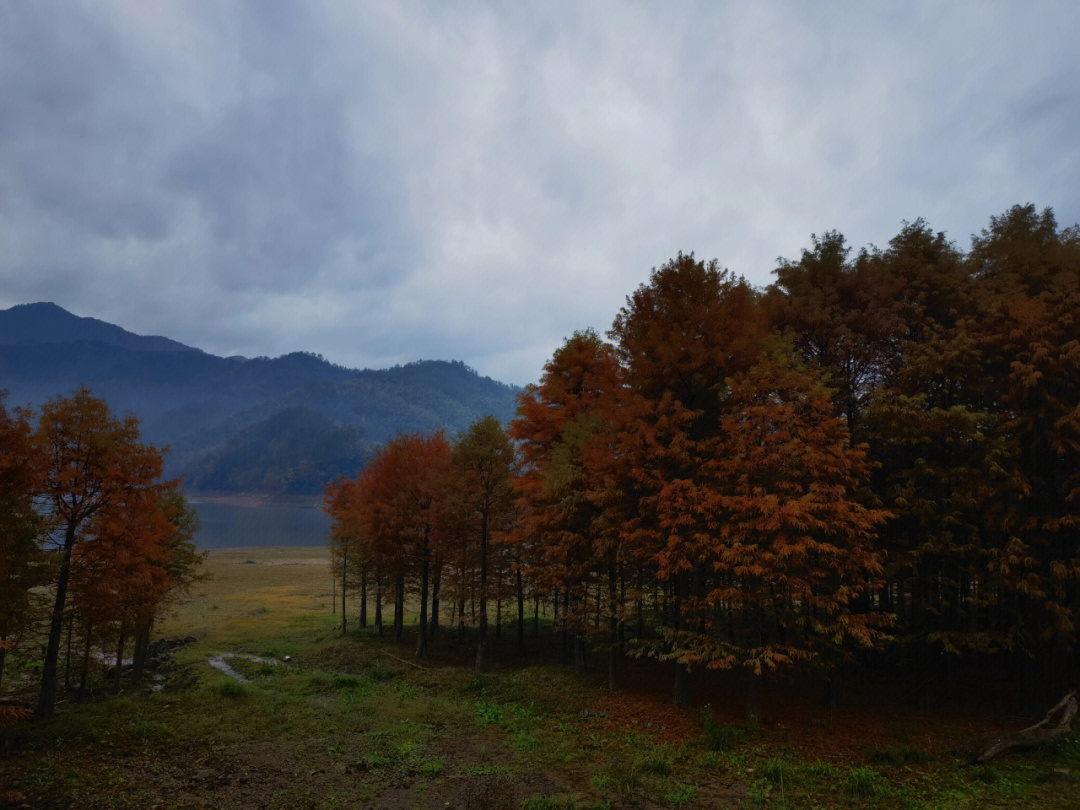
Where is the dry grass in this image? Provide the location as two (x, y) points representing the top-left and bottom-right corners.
(158, 546), (332, 647)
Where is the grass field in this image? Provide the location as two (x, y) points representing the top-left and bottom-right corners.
(2, 546), (1079, 809)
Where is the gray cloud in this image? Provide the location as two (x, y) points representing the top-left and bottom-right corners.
(2, 1), (1078, 385)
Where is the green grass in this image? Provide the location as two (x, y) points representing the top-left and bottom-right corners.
(3, 546), (1079, 809)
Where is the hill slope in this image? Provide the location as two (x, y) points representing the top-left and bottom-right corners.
(0, 303), (520, 495)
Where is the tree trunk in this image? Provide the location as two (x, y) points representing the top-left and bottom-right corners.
(432, 563), (441, 637)
(78, 621), (92, 699)
(360, 565), (368, 628)
(574, 635), (587, 675)
(132, 616), (153, 688)
(64, 613), (74, 692)
(609, 554), (618, 691)
(673, 663), (690, 708)
(416, 529), (430, 659)
(340, 548), (348, 636)
(516, 567), (525, 654)
(38, 520), (78, 717)
(476, 510), (488, 673)
(974, 691), (1078, 762)
(114, 624), (127, 695)
(394, 574), (405, 643)
(375, 576), (383, 636)
(746, 667), (761, 727)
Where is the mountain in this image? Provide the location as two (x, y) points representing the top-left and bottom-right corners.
(0, 302), (520, 496)
(0, 302), (197, 353)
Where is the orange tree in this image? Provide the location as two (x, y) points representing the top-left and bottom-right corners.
(0, 395), (47, 696)
(510, 330), (619, 678)
(605, 253), (762, 706)
(452, 416), (515, 671)
(33, 388), (165, 717)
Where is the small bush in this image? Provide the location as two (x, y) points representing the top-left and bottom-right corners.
(476, 701), (505, 727)
(665, 785), (697, 807)
(331, 675), (362, 690)
(846, 767), (883, 797)
(701, 705), (743, 751)
(807, 760), (839, 779)
(216, 680), (248, 699)
(419, 758), (444, 775)
(513, 732), (538, 751)
(367, 662), (398, 682)
(637, 754), (672, 777)
(764, 757), (796, 787)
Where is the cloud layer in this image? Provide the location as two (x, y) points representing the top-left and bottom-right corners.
(3, 1), (1078, 384)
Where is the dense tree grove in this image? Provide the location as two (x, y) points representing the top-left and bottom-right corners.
(0, 388), (203, 718)
(327, 204), (1080, 718)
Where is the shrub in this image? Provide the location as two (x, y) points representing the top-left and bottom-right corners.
(846, 767), (883, 797)
(701, 704), (743, 751)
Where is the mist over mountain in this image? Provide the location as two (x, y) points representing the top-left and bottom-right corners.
(0, 303), (520, 496)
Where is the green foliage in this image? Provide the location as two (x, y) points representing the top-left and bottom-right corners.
(764, 757), (797, 787)
(215, 680), (248, 699)
(701, 705), (744, 751)
(846, 767), (884, 797)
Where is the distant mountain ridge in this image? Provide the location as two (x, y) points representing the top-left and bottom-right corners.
(0, 302), (520, 496)
(0, 301), (198, 353)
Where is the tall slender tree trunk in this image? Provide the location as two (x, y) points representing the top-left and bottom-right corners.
(0, 640), (7, 695)
(395, 574), (405, 643)
(516, 567), (525, 654)
(416, 529), (430, 659)
(341, 548), (348, 636)
(746, 667), (761, 727)
(375, 575), (383, 636)
(673, 663), (690, 708)
(431, 564), (441, 637)
(114, 624), (127, 695)
(78, 621), (92, 699)
(360, 565), (368, 628)
(476, 511), (488, 673)
(64, 613), (74, 692)
(135, 616), (154, 688)
(38, 521), (77, 717)
(608, 554), (618, 691)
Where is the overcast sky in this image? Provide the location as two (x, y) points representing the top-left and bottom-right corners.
(2, 2), (1078, 385)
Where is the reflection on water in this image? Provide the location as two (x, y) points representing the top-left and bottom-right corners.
(190, 500), (331, 549)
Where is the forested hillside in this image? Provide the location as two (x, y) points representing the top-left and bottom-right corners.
(0, 303), (518, 495)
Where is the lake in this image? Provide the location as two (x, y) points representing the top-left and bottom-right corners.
(190, 499), (331, 549)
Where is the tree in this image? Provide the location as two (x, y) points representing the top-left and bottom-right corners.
(33, 388), (164, 717)
(510, 330), (619, 678)
(453, 416), (515, 672)
(660, 351), (888, 723)
(0, 395), (47, 694)
(605, 253), (762, 706)
(767, 231), (904, 431)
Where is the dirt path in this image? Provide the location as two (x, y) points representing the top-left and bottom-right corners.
(206, 653), (283, 683)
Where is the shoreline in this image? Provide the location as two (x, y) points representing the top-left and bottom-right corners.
(186, 492), (322, 509)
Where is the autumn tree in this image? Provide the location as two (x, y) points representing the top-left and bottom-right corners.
(453, 416), (515, 672)
(661, 351), (888, 723)
(0, 395), (47, 695)
(33, 388), (165, 717)
(606, 253), (763, 705)
(767, 231), (904, 432)
(510, 330), (620, 679)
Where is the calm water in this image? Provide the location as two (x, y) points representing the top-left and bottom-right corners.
(190, 500), (331, 549)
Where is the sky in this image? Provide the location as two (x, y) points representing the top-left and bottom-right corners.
(2, 2), (1078, 386)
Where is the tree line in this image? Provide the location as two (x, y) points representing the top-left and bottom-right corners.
(0, 387), (202, 720)
(325, 204), (1080, 722)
